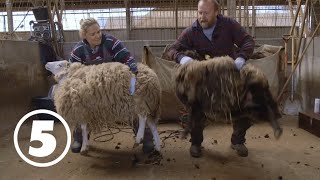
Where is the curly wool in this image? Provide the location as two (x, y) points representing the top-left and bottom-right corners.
(53, 62), (161, 132)
(241, 63), (268, 86)
(238, 63), (281, 123)
(174, 56), (242, 120)
(174, 55), (277, 123)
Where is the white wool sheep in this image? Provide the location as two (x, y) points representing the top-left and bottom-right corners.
(45, 60), (162, 153)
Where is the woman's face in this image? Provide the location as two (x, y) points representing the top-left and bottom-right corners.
(84, 23), (102, 48)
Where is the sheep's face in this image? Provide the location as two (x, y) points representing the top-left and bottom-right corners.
(45, 60), (69, 75)
(45, 60), (70, 83)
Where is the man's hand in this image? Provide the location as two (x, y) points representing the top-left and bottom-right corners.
(129, 76), (136, 95)
(235, 57), (245, 70)
(180, 56), (193, 65)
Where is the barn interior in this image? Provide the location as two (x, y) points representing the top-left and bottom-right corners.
(0, 0), (320, 179)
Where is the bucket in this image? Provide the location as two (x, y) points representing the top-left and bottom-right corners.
(31, 96), (59, 121)
(283, 98), (302, 116)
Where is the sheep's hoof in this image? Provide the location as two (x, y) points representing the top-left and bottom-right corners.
(133, 143), (140, 149)
(80, 145), (89, 155)
(135, 137), (143, 145)
(274, 128), (283, 140)
(154, 144), (161, 152)
(80, 149), (89, 156)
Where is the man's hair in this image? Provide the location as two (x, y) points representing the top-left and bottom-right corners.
(198, 0), (220, 11)
(79, 18), (100, 39)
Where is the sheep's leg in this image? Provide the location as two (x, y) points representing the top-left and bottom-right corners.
(134, 114), (146, 147)
(146, 119), (161, 152)
(80, 123), (89, 154)
(181, 108), (192, 139)
(267, 106), (283, 140)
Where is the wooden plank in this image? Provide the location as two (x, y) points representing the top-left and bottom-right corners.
(299, 111), (320, 138)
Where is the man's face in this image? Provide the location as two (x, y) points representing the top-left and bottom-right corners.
(197, 1), (218, 29)
(84, 23), (102, 48)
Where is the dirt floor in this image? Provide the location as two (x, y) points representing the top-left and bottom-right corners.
(0, 115), (320, 180)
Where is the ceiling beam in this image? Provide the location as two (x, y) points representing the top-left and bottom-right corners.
(0, 0), (297, 12)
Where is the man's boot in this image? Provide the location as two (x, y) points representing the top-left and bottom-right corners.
(231, 144), (248, 157)
(190, 144), (202, 158)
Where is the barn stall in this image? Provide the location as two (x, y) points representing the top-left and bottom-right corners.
(0, 0), (320, 179)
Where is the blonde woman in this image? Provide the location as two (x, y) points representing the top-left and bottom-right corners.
(69, 18), (154, 154)
(70, 18), (137, 73)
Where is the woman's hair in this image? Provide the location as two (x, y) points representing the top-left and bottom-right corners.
(79, 18), (99, 39)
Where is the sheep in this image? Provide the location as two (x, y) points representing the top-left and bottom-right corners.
(174, 56), (283, 139)
(45, 60), (162, 153)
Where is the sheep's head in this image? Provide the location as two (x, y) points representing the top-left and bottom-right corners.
(45, 60), (70, 83)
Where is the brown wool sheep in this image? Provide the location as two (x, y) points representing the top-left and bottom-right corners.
(175, 56), (241, 118)
(174, 56), (282, 139)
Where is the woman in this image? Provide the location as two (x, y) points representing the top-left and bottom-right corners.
(69, 18), (154, 154)
(70, 18), (137, 73)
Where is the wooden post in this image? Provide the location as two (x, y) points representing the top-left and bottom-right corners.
(244, 0), (249, 32)
(47, 0), (60, 56)
(304, 0), (310, 37)
(55, 0), (64, 57)
(297, 0), (305, 23)
(125, 0), (131, 40)
(277, 22), (320, 102)
(6, 0), (13, 33)
(175, 0), (178, 38)
(59, 0), (65, 21)
(313, 1), (320, 36)
(288, 0), (302, 69)
(282, 35), (290, 78)
(252, 0), (256, 38)
(221, 0), (225, 15)
(288, 0), (297, 37)
(238, 0), (242, 25)
(227, 0), (236, 19)
(290, 0), (302, 36)
(295, 0), (310, 64)
(55, 0), (65, 42)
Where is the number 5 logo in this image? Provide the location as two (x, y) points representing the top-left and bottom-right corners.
(29, 121), (56, 157)
(14, 109), (71, 167)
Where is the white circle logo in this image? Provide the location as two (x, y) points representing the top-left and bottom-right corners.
(13, 109), (71, 167)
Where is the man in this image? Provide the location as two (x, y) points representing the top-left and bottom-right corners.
(166, 0), (254, 157)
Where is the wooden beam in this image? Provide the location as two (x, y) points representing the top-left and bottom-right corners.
(0, 0), (295, 12)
